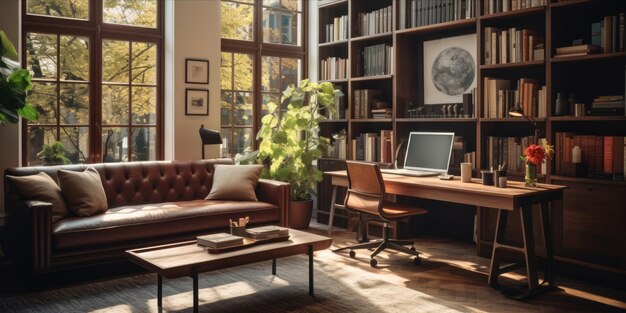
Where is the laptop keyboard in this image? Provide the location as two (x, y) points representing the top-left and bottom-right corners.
(380, 168), (439, 177)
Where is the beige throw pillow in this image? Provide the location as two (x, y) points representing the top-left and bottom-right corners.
(206, 164), (264, 201)
(6, 172), (70, 223)
(58, 167), (108, 217)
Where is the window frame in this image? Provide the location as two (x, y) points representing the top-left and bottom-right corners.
(21, 0), (165, 165)
(220, 0), (308, 156)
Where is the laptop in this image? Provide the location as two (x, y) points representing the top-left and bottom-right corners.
(380, 132), (455, 177)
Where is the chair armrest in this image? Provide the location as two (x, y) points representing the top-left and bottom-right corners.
(5, 199), (52, 272)
(256, 179), (291, 227)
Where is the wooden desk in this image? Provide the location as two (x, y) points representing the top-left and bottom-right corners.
(325, 170), (567, 299)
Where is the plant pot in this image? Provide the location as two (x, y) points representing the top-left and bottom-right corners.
(289, 200), (313, 230)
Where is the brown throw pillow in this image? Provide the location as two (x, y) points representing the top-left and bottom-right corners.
(58, 167), (108, 217)
(6, 172), (70, 223)
(206, 164), (264, 201)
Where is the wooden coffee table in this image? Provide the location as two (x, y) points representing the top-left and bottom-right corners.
(126, 229), (332, 313)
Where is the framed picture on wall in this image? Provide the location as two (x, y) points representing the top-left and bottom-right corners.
(185, 58), (209, 84)
(185, 89), (209, 116)
(423, 33), (477, 105)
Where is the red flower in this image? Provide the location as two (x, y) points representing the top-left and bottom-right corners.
(524, 144), (546, 166)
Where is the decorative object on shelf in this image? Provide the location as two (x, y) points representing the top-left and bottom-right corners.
(574, 103), (586, 117)
(37, 141), (70, 166)
(255, 79), (341, 229)
(568, 93), (577, 116)
(572, 146), (582, 164)
(423, 33), (477, 105)
(555, 92), (569, 116)
(521, 143), (553, 187)
(199, 124), (222, 159)
(185, 58), (209, 84)
(185, 89), (209, 116)
(0, 30), (38, 124)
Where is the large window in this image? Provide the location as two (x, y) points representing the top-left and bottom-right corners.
(220, 0), (306, 157)
(23, 0), (162, 165)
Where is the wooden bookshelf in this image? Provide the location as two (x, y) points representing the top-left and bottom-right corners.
(317, 0), (626, 278)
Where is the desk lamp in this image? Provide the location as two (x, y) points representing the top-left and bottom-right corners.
(509, 106), (544, 137)
(199, 124), (222, 159)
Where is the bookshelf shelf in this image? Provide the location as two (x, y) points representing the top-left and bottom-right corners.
(319, 39), (349, 47)
(350, 119), (393, 123)
(320, 119), (348, 123)
(320, 78), (349, 83)
(480, 117), (547, 122)
(395, 118), (477, 122)
(480, 60), (545, 70)
(550, 51), (626, 63)
(350, 74), (393, 82)
(550, 116), (626, 122)
(550, 175), (626, 186)
(350, 32), (393, 43)
(549, 0), (594, 9)
(479, 6), (546, 21)
(395, 18), (477, 36)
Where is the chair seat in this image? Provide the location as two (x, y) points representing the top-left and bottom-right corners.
(382, 201), (428, 218)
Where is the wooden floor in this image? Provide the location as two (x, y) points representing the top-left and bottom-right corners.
(313, 221), (626, 312)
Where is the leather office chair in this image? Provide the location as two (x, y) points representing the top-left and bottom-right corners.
(335, 161), (428, 267)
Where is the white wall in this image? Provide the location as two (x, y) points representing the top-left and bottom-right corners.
(171, 0), (222, 161)
(0, 0), (21, 217)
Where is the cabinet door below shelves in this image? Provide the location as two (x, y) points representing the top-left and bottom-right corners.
(552, 180), (626, 271)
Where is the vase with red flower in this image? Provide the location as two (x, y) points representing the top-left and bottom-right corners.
(521, 143), (554, 187)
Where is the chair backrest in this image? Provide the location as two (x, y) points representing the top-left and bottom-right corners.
(344, 161), (385, 216)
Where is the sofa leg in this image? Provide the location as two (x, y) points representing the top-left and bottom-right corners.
(157, 274), (163, 312)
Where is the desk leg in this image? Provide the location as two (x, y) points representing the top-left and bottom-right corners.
(308, 245), (314, 296)
(192, 268), (199, 313)
(157, 274), (162, 313)
(328, 185), (338, 237)
(520, 205), (539, 291)
(540, 202), (555, 285)
(488, 209), (509, 288)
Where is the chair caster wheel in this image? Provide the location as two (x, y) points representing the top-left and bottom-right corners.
(370, 258), (378, 267)
(349, 250), (356, 258)
(413, 257), (422, 265)
(410, 246), (416, 251)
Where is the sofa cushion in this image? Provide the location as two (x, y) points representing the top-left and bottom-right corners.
(58, 167), (108, 217)
(206, 164), (264, 201)
(52, 199), (279, 249)
(6, 172), (69, 223)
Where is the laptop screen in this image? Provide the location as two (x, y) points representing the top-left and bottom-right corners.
(403, 132), (455, 173)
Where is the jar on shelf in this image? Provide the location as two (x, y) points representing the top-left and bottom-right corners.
(555, 92), (569, 116)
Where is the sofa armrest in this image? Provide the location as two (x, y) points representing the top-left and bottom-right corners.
(5, 198), (52, 272)
(256, 179), (290, 227)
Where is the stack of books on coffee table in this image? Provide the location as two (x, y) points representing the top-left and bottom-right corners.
(197, 233), (244, 249)
(245, 226), (290, 240)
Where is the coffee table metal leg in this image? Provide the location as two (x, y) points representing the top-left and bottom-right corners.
(192, 268), (199, 313)
(308, 245), (314, 296)
(272, 259), (276, 275)
(157, 274), (162, 313)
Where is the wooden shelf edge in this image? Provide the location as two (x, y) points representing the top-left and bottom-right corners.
(480, 117), (547, 122)
(480, 60), (545, 70)
(350, 118), (393, 123)
(319, 119), (348, 123)
(395, 117), (477, 122)
(319, 78), (349, 83)
(395, 18), (477, 36)
(319, 39), (349, 47)
(550, 116), (626, 122)
(550, 51), (626, 63)
(479, 6), (545, 21)
(549, 0), (593, 9)
(350, 74), (393, 82)
(350, 32), (392, 43)
(317, 0), (348, 9)
(550, 175), (626, 186)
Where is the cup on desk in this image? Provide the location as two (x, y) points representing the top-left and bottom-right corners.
(460, 162), (472, 183)
(481, 170), (495, 186)
(494, 170), (507, 188)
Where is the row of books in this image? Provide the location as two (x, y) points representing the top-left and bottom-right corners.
(591, 13), (626, 54)
(371, 108), (392, 119)
(319, 57), (348, 81)
(356, 5), (393, 37)
(351, 130), (395, 164)
(358, 44), (393, 77)
(324, 15), (348, 43)
(590, 95), (624, 116)
(484, 0), (546, 16)
(398, 0), (476, 30)
(197, 226), (290, 249)
(555, 133), (625, 179)
(484, 27), (544, 65)
(554, 44), (599, 58)
(487, 136), (547, 174)
(483, 77), (546, 118)
(448, 136), (472, 170)
(353, 89), (383, 119)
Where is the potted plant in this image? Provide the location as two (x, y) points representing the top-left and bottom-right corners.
(255, 79), (341, 229)
(0, 30), (38, 124)
(37, 141), (71, 166)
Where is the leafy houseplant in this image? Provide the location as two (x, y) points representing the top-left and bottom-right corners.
(0, 30), (38, 124)
(37, 141), (71, 166)
(255, 79), (341, 228)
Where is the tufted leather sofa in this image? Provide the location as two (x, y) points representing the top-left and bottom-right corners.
(3, 159), (290, 273)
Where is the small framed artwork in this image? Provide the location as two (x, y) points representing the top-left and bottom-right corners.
(423, 33), (477, 105)
(185, 58), (209, 84)
(185, 89), (209, 116)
